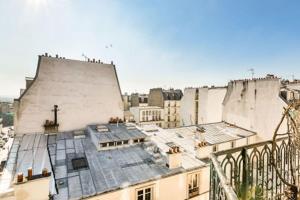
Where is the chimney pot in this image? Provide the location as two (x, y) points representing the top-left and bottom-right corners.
(28, 168), (33, 180)
(17, 173), (23, 183)
(42, 168), (48, 177)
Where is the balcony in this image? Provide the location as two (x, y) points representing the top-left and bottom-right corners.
(210, 137), (300, 200)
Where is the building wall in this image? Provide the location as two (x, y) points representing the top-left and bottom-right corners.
(14, 56), (124, 134)
(0, 118), (2, 134)
(86, 167), (209, 200)
(148, 88), (164, 108)
(164, 100), (180, 128)
(222, 78), (287, 140)
(0, 102), (11, 114)
(198, 87), (227, 124)
(130, 106), (164, 127)
(131, 94), (140, 107)
(180, 87), (227, 126)
(122, 94), (130, 111)
(180, 88), (197, 126)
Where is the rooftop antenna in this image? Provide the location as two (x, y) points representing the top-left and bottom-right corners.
(82, 53), (89, 61)
(248, 68), (255, 79)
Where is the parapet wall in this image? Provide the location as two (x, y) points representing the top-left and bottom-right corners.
(14, 55), (124, 134)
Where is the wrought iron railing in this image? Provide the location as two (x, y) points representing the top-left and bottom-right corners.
(210, 137), (300, 200)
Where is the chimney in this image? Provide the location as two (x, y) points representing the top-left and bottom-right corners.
(17, 173), (23, 183)
(27, 168), (33, 180)
(45, 53), (48, 57)
(166, 146), (182, 169)
(56, 54), (59, 58)
(42, 168), (48, 177)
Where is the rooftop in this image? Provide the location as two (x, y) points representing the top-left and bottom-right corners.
(87, 123), (147, 143)
(2, 123), (200, 200)
(49, 130), (178, 200)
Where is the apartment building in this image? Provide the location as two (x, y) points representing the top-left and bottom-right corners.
(180, 86), (227, 126)
(13, 54), (124, 135)
(122, 93), (131, 111)
(130, 93), (148, 107)
(148, 88), (183, 128)
(130, 106), (164, 127)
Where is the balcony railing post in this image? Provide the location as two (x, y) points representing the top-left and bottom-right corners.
(241, 148), (248, 200)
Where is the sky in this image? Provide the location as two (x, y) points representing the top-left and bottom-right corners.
(1, 0), (300, 97)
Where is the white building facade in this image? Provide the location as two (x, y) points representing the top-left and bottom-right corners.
(130, 106), (164, 127)
(14, 55), (124, 135)
(180, 86), (227, 126)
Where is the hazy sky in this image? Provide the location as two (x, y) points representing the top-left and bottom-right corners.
(1, 0), (300, 97)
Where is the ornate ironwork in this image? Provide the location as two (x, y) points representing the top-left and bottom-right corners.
(210, 137), (300, 200)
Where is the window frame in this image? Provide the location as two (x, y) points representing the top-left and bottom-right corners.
(187, 172), (200, 199)
(136, 185), (154, 200)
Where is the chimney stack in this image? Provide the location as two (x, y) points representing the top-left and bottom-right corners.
(166, 146), (182, 169)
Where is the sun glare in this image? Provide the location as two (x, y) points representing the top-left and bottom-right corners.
(26, 0), (48, 9)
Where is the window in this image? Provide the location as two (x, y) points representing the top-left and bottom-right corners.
(137, 186), (153, 200)
(109, 142), (115, 147)
(100, 143), (108, 148)
(188, 173), (199, 198)
(123, 140), (129, 145)
(116, 141), (122, 146)
(213, 145), (218, 152)
(134, 139), (139, 143)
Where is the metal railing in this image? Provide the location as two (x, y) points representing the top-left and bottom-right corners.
(210, 137), (300, 200)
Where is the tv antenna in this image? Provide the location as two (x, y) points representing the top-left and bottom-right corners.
(82, 53), (90, 61)
(248, 68), (255, 79)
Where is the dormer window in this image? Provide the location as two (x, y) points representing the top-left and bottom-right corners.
(100, 143), (108, 148)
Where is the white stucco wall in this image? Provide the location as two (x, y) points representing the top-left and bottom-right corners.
(222, 78), (287, 140)
(198, 87), (227, 124)
(180, 88), (197, 126)
(14, 56), (123, 134)
(180, 87), (227, 126)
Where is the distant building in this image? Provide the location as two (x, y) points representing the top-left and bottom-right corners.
(280, 79), (300, 103)
(148, 88), (183, 128)
(14, 54), (124, 135)
(130, 106), (164, 127)
(122, 93), (131, 111)
(130, 93), (148, 107)
(0, 118), (2, 134)
(0, 102), (13, 114)
(180, 86), (227, 126)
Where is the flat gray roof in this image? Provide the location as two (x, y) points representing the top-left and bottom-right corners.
(50, 131), (174, 200)
(198, 122), (256, 145)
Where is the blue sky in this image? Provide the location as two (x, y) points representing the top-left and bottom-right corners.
(1, 0), (300, 97)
